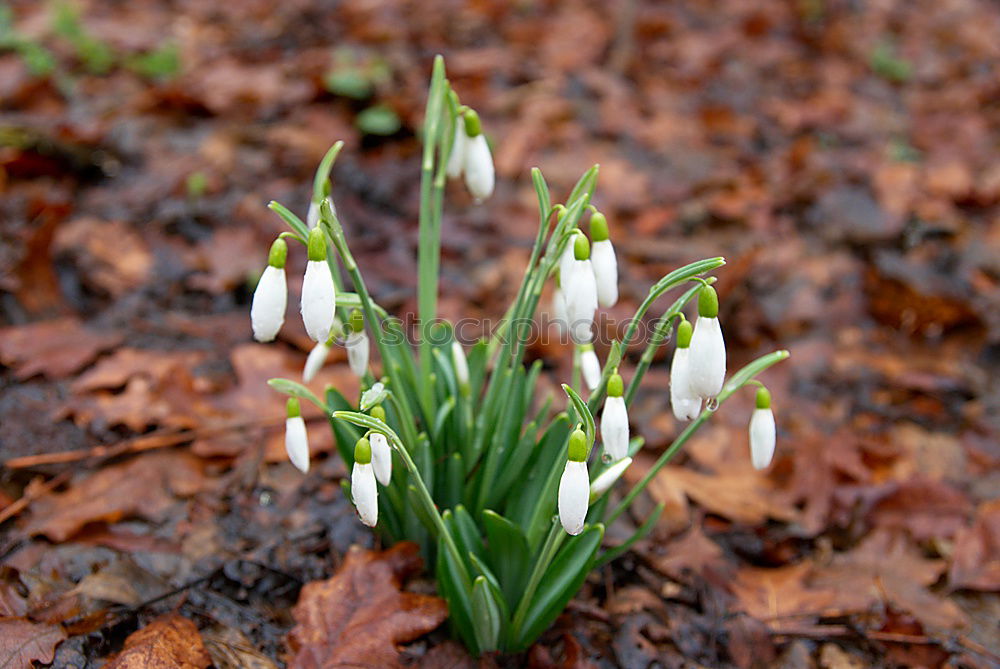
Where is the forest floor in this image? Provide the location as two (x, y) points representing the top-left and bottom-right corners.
(1, 0), (999, 666)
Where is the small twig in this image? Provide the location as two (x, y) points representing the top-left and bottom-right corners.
(0, 471), (72, 525)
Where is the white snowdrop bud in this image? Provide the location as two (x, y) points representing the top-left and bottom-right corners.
(351, 437), (378, 527)
(251, 239), (288, 342)
(303, 340), (330, 383)
(345, 309), (369, 378)
(688, 286), (726, 399)
(564, 235), (598, 345)
(284, 398), (310, 473)
(446, 120), (467, 179)
(589, 456), (632, 502)
(462, 111), (494, 202)
(670, 319), (702, 421)
(451, 340), (470, 390)
(558, 429), (590, 536)
(601, 372), (629, 461)
(369, 406), (392, 486)
(749, 388), (776, 470)
(589, 213), (618, 308)
(301, 228), (337, 343)
(579, 343), (601, 392)
(551, 284), (569, 336)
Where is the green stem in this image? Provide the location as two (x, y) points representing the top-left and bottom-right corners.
(510, 521), (565, 638)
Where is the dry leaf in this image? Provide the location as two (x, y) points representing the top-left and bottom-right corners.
(106, 614), (211, 668)
(0, 318), (121, 380)
(287, 542), (448, 668)
(949, 500), (1000, 592)
(0, 617), (66, 669)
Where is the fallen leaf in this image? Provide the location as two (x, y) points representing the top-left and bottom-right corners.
(949, 499), (1000, 591)
(0, 318), (121, 380)
(651, 465), (798, 526)
(0, 617), (66, 669)
(201, 623), (279, 669)
(53, 218), (154, 297)
(106, 614), (211, 668)
(24, 451), (206, 542)
(287, 542), (448, 669)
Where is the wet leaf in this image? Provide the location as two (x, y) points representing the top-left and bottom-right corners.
(106, 614), (211, 668)
(0, 318), (121, 380)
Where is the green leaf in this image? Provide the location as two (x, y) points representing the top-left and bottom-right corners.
(451, 505), (486, 570)
(356, 104), (401, 136)
(436, 526), (479, 654)
(561, 384), (595, 451)
(312, 143), (344, 203)
(267, 378), (325, 412)
(325, 387), (360, 467)
(471, 576), (502, 652)
(513, 524), (604, 650)
(268, 200), (310, 240)
(482, 510), (531, 608)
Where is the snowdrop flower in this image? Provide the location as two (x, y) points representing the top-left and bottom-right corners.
(558, 233), (578, 288)
(579, 343), (601, 392)
(688, 286), (726, 399)
(284, 398), (310, 473)
(670, 319), (701, 421)
(551, 284), (569, 336)
(301, 228), (337, 343)
(558, 428), (590, 536)
(749, 387), (776, 470)
(600, 372), (629, 461)
(369, 406), (393, 486)
(446, 120), (467, 179)
(303, 338), (331, 383)
(563, 234), (598, 345)
(351, 437), (378, 527)
(589, 212), (618, 308)
(589, 456), (632, 502)
(250, 238), (287, 342)
(344, 309), (369, 378)
(451, 340), (470, 393)
(461, 110), (494, 202)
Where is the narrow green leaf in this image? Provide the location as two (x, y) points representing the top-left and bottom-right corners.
(482, 509), (531, 607)
(312, 141), (344, 203)
(471, 576), (502, 652)
(325, 387), (360, 467)
(268, 200), (310, 240)
(267, 378), (325, 412)
(561, 384), (595, 451)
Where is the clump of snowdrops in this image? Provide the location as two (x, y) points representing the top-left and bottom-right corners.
(252, 57), (788, 655)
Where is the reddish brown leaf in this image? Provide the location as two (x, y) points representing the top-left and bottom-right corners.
(24, 451), (206, 542)
(0, 617), (66, 669)
(105, 614), (211, 668)
(287, 542), (448, 669)
(949, 500), (1000, 592)
(0, 318), (121, 380)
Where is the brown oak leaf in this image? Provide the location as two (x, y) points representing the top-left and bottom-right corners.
(105, 614), (211, 668)
(287, 542), (449, 668)
(0, 617), (66, 669)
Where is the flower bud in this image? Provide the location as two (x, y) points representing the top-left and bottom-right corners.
(564, 241), (598, 345)
(301, 229), (336, 343)
(451, 340), (470, 390)
(590, 213), (618, 307)
(579, 343), (601, 392)
(688, 287), (726, 399)
(352, 437), (378, 527)
(284, 398), (310, 473)
(251, 240), (288, 342)
(749, 388), (775, 470)
(463, 133), (494, 202)
(601, 373), (629, 461)
(558, 429), (590, 535)
(670, 320), (701, 421)
(589, 456), (632, 502)
(303, 340), (330, 382)
(345, 309), (369, 377)
(369, 431), (392, 486)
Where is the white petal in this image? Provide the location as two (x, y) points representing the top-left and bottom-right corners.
(446, 124), (467, 178)
(558, 243), (576, 287)
(451, 341), (469, 387)
(601, 396), (629, 461)
(558, 460), (589, 535)
(351, 462), (378, 526)
(580, 348), (601, 391)
(688, 317), (726, 399)
(301, 261), (336, 342)
(251, 266), (286, 342)
(564, 259), (598, 345)
(346, 331), (369, 377)
(370, 432), (392, 486)
(463, 134), (494, 202)
(589, 456), (632, 501)
(285, 416), (310, 473)
(670, 347), (702, 421)
(307, 199), (320, 229)
(749, 408), (776, 470)
(303, 341), (330, 382)
(552, 287), (569, 336)
(591, 240), (618, 308)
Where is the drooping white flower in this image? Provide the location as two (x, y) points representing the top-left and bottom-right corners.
(251, 239), (287, 342)
(579, 343), (601, 392)
(749, 388), (776, 470)
(370, 432), (392, 486)
(307, 199), (320, 230)
(301, 228), (336, 343)
(352, 437), (378, 527)
(558, 238), (576, 287)
(589, 212), (618, 308)
(600, 372), (629, 461)
(464, 134), (494, 202)
(589, 456), (632, 502)
(670, 319), (702, 421)
(558, 429), (590, 536)
(346, 331), (369, 377)
(284, 398), (309, 473)
(303, 340), (330, 382)
(446, 121), (467, 179)
(451, 340), (469, 390)
(563, 235), (598, 345)
(551, 285), (569, 336)
(688, 286), (726, 399)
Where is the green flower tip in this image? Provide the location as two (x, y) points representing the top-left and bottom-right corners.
(755, 387), (772, 410)
(573, 233), (590, 261)
(676, 319), (693, 348)
(307, 227), (327, 262)
(568, 428), (587, 462)
(349, 308), (364, 333)
(286, 397), (301, 418)
(698, 285), (719, 319)
(607, 373), (624, 398)
(370, 405), (386, 422)
(354, 436), (372, 464)
(268, 238), (288, 269)
(463, 109), (481, 137)
(589, 212), (609, 242)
